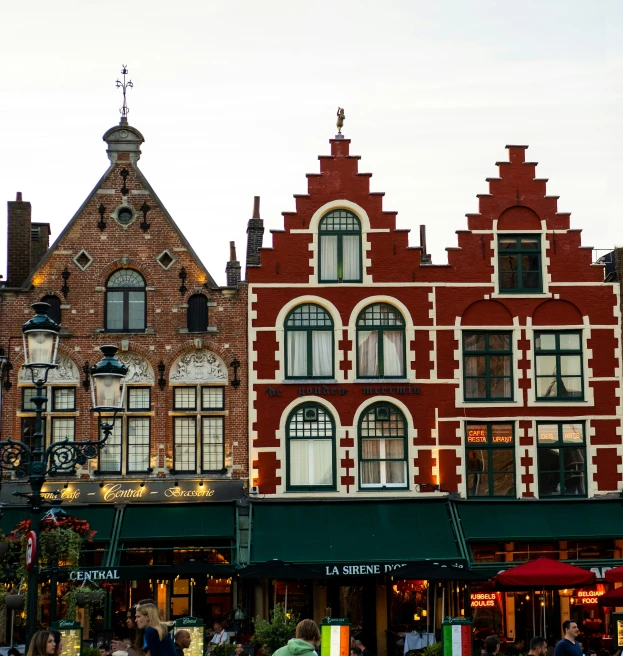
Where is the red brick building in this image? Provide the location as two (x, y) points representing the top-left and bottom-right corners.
(246, 134), (623, 647)
(0, 116), (248, 630)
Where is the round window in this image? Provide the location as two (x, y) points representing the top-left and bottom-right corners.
(117, 208), (133, 224)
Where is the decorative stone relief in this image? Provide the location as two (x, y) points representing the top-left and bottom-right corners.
(169, 350), (227, 383)
(116, 352), (155, 383)
(19, 355), (80, 383)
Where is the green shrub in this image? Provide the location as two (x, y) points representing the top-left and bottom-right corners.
(83, 648), (100, 656)
(252, 603), (299, 656)
(422, 642), (442, 656)
(212, 645), (236, 656)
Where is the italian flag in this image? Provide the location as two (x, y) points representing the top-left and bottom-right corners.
(443, 623), (471, 656)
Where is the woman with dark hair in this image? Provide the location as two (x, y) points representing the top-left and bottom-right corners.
(112, 607), (146, 656)
(51, 630), (63, 656)
(26, 632), (57, 656)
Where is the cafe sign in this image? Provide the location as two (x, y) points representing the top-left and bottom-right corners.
(325, 562), (409, 576)
(70, 568), (120, 581)
(1, 479), (245, 506)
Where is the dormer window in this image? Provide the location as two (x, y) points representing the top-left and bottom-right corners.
(105, 269), (146, 332)
(319, 210), (362, 283)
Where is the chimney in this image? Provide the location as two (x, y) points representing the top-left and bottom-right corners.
(30, 222), (51, 270)
(245, 196), (264, 274)
(419, 225), (432, 265)
(226, 241), (241, 287)
(7, 192), (32, 287)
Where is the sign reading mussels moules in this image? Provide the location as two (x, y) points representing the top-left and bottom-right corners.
(1, 479), (245, 505)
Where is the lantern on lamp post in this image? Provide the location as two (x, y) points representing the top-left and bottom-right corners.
(0, 304), (128, 647)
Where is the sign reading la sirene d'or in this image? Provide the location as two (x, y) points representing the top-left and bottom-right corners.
(1, 480), (244, 506)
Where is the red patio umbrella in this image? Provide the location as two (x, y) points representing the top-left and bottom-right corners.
(494, 557), (596, 589)
(598, 587), (623, 607)
(605, 566), (623, 583)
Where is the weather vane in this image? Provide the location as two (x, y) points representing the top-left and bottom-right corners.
(116, 65), (134, 122)
(336, 107), (345, 136)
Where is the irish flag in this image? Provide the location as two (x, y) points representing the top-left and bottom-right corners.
(321, 623), (349, 656)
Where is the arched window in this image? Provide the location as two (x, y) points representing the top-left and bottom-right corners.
(357, 303), (405, 378)
(41, 295), (61, 325)
(187, 294), (208, 332)
(285, 304), (334, 379)
(105, 269), (146, 332)
(358, 402), (408, 489)
(319, 210), (362, 282)
(286, 403), (335, 491)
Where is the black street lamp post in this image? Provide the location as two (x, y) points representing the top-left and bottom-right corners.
(0, 302), (128, 644)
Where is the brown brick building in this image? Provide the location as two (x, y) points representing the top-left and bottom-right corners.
(0, 116), (249, 629)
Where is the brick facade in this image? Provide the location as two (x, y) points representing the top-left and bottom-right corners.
(248, 137), (622, 499)
(0, 120), (248, 484)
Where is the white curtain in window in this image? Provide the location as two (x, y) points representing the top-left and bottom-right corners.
(312, 331), (332, 377)
(358, 330), (379, 376)
(384, 438), (406, 485)
(290, 440), (309, 485)
(361, 438), (381, 485)
(287, 331), (308, 377)
(321, 235), (338, 280)
(291, 439), (333, 486)
(342, 235), (360, 280)
(383, 331), (404, 376)
(312, 440), (333, 485)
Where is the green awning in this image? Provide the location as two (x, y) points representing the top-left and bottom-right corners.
(119, 504), (235, 540)
(251, 500), (461, 563)
(68, 507), (117, 541)
(457, 500), (623, 541)
(0, 508), (31, 534)
(0, 506), (115, 540)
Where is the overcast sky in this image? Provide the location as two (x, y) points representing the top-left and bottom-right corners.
(1, 0), (622, 285)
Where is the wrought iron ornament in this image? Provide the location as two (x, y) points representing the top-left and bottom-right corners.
(120, 168), (129, 196)
(179, 267), (188, 296)
(116, 65), (134, 120)
(97, 203), (107, 231)
(139, 202), (151, 232)
(61, 267), (71, 298)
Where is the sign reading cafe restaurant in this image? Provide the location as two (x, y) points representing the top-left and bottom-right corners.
(0, 479), (245, 506)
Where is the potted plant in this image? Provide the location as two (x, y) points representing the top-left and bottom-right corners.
(64, 584), (105, 617)
(253, 603), (299, 656)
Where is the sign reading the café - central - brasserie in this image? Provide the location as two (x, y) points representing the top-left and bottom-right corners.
(1, 479), (244, 505)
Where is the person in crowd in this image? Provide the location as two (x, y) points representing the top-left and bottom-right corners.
(26, 632), (57, 656)
(351, 649), (362, 656)
(51, 631), (63, 656)
(529, 638), (547, 656)
(485, 636), (501, 656)
(209, 622), (230, 647)
(354, 641), (372, 656)
(99, 644), (112, 656)
(112, 608), (145, 656)
(174, 631), (191, 656)
(272, 620), (321, 656)
(554, 622), (582, 656)
(135, 603), (176, 656)
(508, 638), (525, 656)
(8, 648), (23, 656)
(234, 645), (249, 656)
